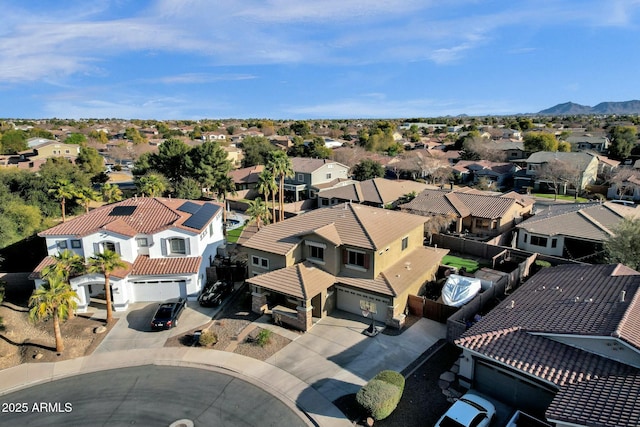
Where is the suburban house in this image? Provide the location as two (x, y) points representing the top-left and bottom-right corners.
(516, 202), (640, 260)
(514, 152), (599, 194)
(489, 139), (527, 161)
(285, 157), (351, 201)
(317, 178), (430, 208)
(229, 165), (265, 191)
(607, 170), (640, 202)
(0, 138), (81, 170)
(455, 263), (640, 427)
(243, 203), (449, 331)
(452, 160), (518, 189)
(31, 197), (224, 313)
(222, 145), (244, 168)
(399, 189), (534, 238)
(566, 134), (610, 153)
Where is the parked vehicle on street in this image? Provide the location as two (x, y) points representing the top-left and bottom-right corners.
(198, 280), (233, 307)
(150, 297), (187, 330)
(435, 392), (496, 427)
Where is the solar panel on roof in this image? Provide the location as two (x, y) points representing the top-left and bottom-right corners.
(109, 206), (137, 216)
(177, 201), (201, 214)
(183, 203), (220, 230)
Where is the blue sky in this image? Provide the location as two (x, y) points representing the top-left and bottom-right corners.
(2, 0), (640, 120)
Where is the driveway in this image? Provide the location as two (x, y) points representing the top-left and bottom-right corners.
(94, 301), (219, 353)
(267, 310), (446, 402)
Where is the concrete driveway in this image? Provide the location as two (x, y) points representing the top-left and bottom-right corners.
(94, 301), (219, 353)
(267, 310), (446, 402)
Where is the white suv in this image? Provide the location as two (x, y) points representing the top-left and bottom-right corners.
(435, 392), (496, 427)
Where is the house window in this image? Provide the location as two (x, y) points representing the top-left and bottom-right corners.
(297, 173), (304, 181)
(326, 173), (332, 179)
(306, 241), (326, 263)
(524, 233), (528, 243)
(56, 240), (68, 249)
(251, 255), (269, 269)
(136, 237), (148, 247)
(401, 236), (408, 251)
(321, 198), (330, 206)
(169, 238), (186, 255)
(71, 240), (82, 249)
(209, 221), (214, 236)
(476, 219), (490, 229)
(103, 241), (116, 252)
(530, 236), (548, 247)
(551, 238), (557, 248)
(345, 249), (368, 269)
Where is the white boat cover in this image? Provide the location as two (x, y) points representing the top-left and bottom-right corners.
(441, 274), (482, 307)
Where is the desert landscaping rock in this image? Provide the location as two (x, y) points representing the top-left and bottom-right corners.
(94, 326), (107, 334)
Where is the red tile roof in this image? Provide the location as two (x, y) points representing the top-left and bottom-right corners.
(39, 197), (222, 237)
(130, 255), (202, 276)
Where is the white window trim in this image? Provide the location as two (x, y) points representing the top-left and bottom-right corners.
(305, 240), (327, 249)
(168, 237), (187, 255)
(345, 248), (367, 271)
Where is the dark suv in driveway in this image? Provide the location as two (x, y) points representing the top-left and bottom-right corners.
(150, 297), (187, 330)
(198, 281), (233, 307)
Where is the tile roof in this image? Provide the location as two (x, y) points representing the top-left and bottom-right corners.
(400, 189), (528, 219)
(318, 178), (430, 205)
(242, 203), (428, 254)
(246, 261), (335, 299)
(291, 157), (347, 173)
(525, 151), (596, 170)
(229, 165), (264, 185)
(456, 263), (640, 427)
(39, 197), (222, 238)
(129, 255), (202, 276)
(518, 202), (640, 241)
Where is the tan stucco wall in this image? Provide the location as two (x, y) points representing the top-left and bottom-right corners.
(373, 225), (424, 276)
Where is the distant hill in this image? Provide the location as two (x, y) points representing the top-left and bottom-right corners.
(539, 100), (640, 115)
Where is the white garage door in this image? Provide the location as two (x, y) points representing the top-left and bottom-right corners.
(336, 286), (389, 322)
(132, 280), (186, 302)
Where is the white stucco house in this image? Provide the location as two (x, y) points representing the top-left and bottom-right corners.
(31, 197), (224, 313)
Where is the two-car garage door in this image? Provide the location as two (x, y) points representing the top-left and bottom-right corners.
(132, 280), (187, 302)
(335, 286), (390, 322)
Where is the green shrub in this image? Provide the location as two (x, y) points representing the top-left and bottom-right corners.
(255, 328), (272, 347)
(198, 330), (217, 347)
(535, 260), (551, 269)
(374, 370), (405, 390)
(356, 370), (405, 420)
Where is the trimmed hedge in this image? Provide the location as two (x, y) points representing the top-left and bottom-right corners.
(356, 370), (405, 420)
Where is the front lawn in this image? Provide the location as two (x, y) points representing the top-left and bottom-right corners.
(441, 255), (482, 273)
(533, 193), (589, 203)
(225, 225), (245, 243)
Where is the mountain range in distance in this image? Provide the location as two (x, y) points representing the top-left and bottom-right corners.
(538, 100), (640, 115)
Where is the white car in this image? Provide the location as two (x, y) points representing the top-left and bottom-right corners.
(435, 392), (496, 427)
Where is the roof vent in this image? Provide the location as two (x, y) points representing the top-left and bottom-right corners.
(620, 290), (626, 303)
(510, 300), (515, 309)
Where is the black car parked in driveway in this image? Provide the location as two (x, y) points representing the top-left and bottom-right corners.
(150, 297), (187, 330)
(198, 280), (233, 307)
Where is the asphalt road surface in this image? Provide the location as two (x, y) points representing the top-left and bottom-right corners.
(0, 365), (308, 427)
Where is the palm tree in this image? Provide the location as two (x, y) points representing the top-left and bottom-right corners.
(75, 186), (101, 213)
(257, 168), (278, 224)
(87, 250), (125, 324)
(246, 197), (271, 230)
(42, 249), (85, 282)
(212, 174), (237, 226)
(267, 151), (293, 222)
(136, 173), (166, 197)
(48, 179), (77, 222)
(101, 183), (123, 203)
(29, 275), (78, 353)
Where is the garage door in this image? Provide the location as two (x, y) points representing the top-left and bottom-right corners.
(132, 280), (186, 302)
(474, 361), (554, 415)
(335, 286), (389, 322)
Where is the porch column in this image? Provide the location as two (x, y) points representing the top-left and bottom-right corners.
(297, 304), (313, 331)
(252, 290), (268, 314)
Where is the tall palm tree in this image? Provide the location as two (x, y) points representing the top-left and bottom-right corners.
(212, 174), (237, 226)
(29, 275), (78, 353)
(267, 151), (293, 222)
(246, 197), (271, 230)
(75, 186), (101, 213)
(257, 168), (278, 224)
(101, 183), (123, 203)
(137, 173), (167, 197)
(87, 250), (125, 324)
(42, 249), (85, 320)
(48, 179), (77, 222)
